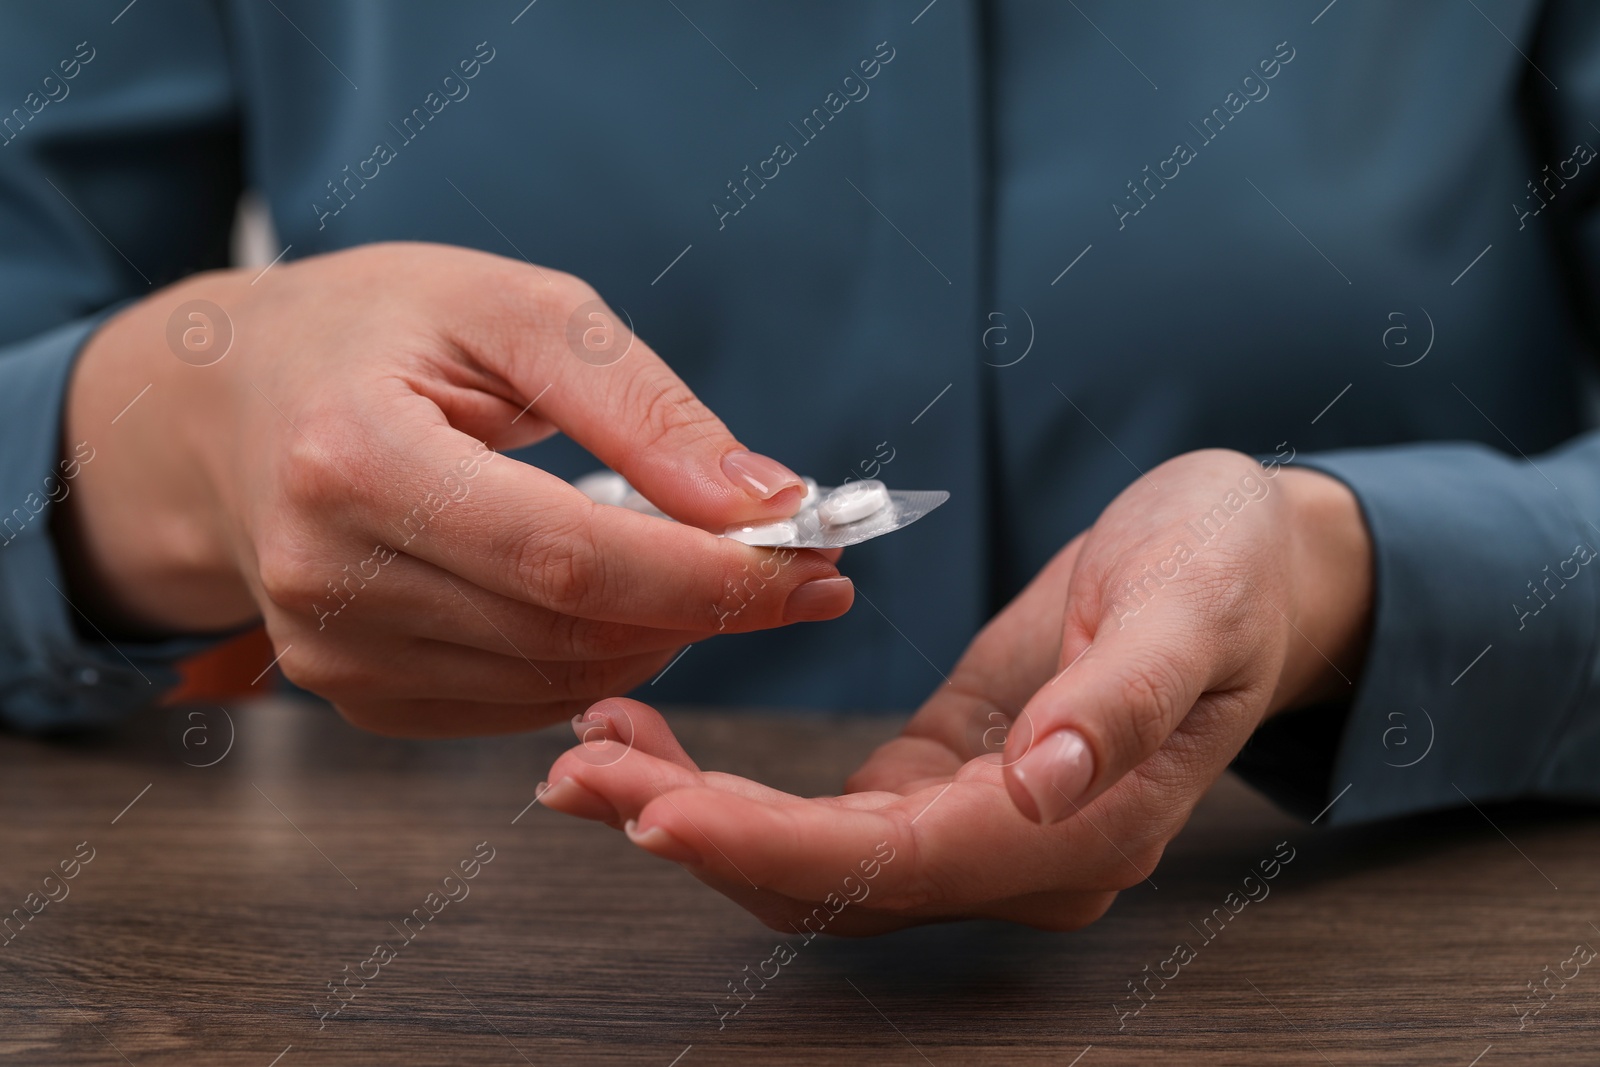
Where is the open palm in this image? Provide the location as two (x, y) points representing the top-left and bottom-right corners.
(541, 538), (1204, 933)
(539, 453), (1366, 933)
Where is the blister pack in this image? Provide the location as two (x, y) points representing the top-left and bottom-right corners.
(572, 471), (949, 550)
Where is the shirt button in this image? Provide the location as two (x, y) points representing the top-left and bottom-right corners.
(76, 667), (99, 686)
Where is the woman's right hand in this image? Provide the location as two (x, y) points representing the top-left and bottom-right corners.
(57, 242), (852, 735)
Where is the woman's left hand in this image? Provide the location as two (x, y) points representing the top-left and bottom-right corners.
(536, 450), (1373, 932)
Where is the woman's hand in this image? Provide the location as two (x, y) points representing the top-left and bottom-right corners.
(59, 242), (853, 736)
(538, 450), (1372, 931)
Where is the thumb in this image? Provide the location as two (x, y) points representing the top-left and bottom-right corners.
(1001, 596), (1212, 825)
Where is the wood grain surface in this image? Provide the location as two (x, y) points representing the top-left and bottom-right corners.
(1, 697), (1595, 1065)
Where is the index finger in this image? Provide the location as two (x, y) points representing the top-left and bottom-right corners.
(444, 259), (807, 531)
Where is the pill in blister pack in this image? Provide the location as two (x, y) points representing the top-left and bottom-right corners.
(572, 471), (949, 549)
(731, 480), (950, 549)
(817, 480), (890, 526)
(572, 470), (630, 507)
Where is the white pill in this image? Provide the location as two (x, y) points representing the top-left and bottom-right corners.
(724, 519), (799, 546)
(574, 470), (630, 507)
(798, 477), (819, 508)
(818, 480), (890, 526)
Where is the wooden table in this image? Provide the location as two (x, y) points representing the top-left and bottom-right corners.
(2, 697), (1595, 1065)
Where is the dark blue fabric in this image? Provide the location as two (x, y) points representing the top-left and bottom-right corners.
(2, 1), (1597, 823)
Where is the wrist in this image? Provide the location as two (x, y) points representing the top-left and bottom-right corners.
(57, 270), (258, 637)
(1268, 466), (1374, 716)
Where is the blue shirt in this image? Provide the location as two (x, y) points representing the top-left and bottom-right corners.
(3, 0), (1598, 825)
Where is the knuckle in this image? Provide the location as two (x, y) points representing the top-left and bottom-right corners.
(547, 268), (597, 306)
(1129, 847), (1164, 887)
(274, 643), (341, 695)
(1116, 656), (1189, 757)
(256, 543), (320, 611)
(632, 377), (723, 456)
(709, 546), (796, 629)
(538, 611), (591, 660)
(279, 643), (394, 706)
(870, 820), (947, 912)
(279, 422), (362, 512)
(1107, 841), (1167, 892)
(526, 269), (597, 325)
(511, 514), (605, 612)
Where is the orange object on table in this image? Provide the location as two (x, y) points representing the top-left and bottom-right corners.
(163, 626), (278, 704)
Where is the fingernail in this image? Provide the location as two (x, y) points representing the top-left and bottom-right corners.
(1010, 730), (1094, 825)
(624, 818), (700, 864)
(538, 777), (619, 823)
(537, 780), (617, 825)
(722, 450), (803, 502)
(571, 710), (619, 745)
(783, 576), (854, 623)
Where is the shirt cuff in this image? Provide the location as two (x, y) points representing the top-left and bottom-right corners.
(1235, 442), (1600, 826)
(0, 315), (202, 732)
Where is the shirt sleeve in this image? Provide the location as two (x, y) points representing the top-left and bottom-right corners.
(0, 2), (241, 731)
(1234, 439), (1600, 825)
